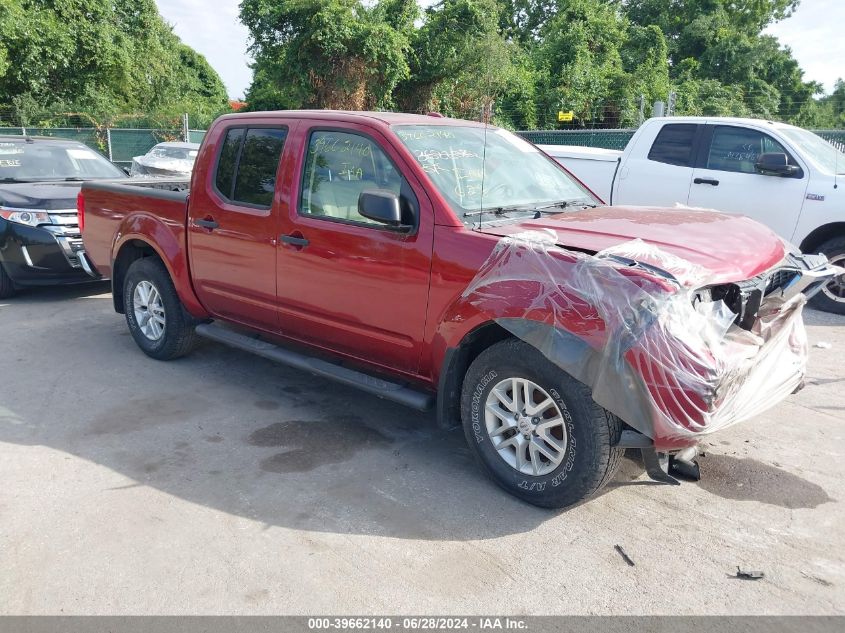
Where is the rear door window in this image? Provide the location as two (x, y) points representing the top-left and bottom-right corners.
(215, 128), (244, 198)
(647, 124), (698, 167)
(214, 127), (287, 208)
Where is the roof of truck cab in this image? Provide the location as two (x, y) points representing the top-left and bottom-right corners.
(647, 116), (797, 129)
(216, 110), (487, 128)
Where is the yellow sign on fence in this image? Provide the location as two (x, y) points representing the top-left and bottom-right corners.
(557, 110), (574, 122)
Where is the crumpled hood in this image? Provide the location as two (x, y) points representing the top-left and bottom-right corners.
(0, 181), (81, 210)
(480, 205), (787, 285)
(131, 156), (194, 177)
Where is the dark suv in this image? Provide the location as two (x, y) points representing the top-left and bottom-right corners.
(0, 135), (125, 297)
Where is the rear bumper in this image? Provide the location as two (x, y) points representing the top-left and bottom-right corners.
(0, 220), (90, 286)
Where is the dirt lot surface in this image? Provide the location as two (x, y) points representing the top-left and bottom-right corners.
(1, 282), (843, 614)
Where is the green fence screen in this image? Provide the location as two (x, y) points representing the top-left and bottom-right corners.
(517, 129), (636, 150)
(25, 127), (101, 149)
(3, 124), (843, 163)
(188, 129), (206, 144)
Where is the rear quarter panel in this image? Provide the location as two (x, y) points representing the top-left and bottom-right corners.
(81, 184), (207, 316)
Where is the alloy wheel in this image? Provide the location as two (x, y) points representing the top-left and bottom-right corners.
(484, 377), (569, 476)
(133, 280), (166, 341)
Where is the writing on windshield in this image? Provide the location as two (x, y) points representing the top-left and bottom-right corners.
(394, 125), (593, 222)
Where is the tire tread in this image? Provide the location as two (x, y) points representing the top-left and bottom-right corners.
(124, 257), (198, 360)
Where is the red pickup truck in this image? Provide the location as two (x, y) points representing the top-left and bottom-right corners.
(78, 111), (838, 508)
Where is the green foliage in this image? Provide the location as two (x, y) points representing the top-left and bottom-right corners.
(4, 0), (835, 132)
(0, 0), (230, 126)
(241, 0), (415, 110)
(398, 0), (532, 125)
(623, 0), (818, 123)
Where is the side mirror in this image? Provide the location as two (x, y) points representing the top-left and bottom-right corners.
(358, 189), (411, 231)
(755, 153), (799, 177)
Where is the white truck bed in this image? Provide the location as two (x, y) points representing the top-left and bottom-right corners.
(538, 145), (622, 203)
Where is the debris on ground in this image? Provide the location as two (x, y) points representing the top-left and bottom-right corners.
(615, 545), (635, 567)
(670, 447), (701, 481)
(814, 341), (832, 349)
(801, 571), (833, 587)
(735, 567), (765, 580)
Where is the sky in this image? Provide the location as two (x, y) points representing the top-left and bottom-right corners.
(156, 0), (845, 100)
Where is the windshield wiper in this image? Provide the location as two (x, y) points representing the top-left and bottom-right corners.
(0, 177), (35, 183)
(63, 177), (85, 181)
(464, 199), (597, 220)
(463, 206), (521, 218)
(532, 199), (597, 215)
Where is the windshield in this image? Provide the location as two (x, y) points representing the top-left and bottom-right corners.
(779, 127), (845, 174)
(0, 141), (124, 181)
(394, 125), (597, 223)
(148, 145), (198, 161)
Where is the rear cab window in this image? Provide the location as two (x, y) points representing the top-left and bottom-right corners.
(213, 126), (288, 209)
(647, 124), (699, 167)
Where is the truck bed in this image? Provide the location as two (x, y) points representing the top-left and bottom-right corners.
(538, 145), (622, 203)
(79, 178), (192, 283)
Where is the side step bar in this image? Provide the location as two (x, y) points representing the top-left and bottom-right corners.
(195, 323), (435, 412)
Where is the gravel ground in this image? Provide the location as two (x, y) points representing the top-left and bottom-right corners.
(1, 282), (843, 615)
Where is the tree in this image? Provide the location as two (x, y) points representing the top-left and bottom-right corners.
(0, 0), (229, 126)
(395, 0), (532, 125)
(621, 0), (815, 122)
(240, 0), (415, 110)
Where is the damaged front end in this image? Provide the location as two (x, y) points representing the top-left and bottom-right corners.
(462, 231), (841, 482)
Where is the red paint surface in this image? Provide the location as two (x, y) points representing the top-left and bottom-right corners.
(82, 111), (789, 445)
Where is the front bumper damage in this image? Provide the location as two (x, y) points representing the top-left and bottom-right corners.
(463, 231), (841, 482)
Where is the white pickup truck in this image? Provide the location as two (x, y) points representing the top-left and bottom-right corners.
(541, 117), (845, 314)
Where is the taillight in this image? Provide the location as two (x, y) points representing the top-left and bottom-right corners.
(77, 191), (85, 232)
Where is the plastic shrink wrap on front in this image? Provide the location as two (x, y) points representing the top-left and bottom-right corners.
(462, 230), (807, 448)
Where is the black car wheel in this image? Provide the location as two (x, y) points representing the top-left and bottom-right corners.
(809, 236), (845, 315)
(123, 257), (198, 360)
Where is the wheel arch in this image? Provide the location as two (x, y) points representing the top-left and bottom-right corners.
(435, 321), (517, 430)
(111, 236), (207, 318)
(799, 222), (845, 255)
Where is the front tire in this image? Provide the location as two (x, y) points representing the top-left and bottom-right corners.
(461, 338), (623, 509)
(809, 236), (845, 315)
(123, 257), (197, 360)
(0, 263), (15, 299)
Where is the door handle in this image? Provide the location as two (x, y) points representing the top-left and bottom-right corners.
(280, 234), (309, 248)
(693, 178), (720, 186)
(195, 218), (219, 229)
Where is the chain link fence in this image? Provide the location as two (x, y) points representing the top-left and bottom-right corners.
(5, 126), (208, 168)
(2, 117), (842, 162)
(1, 109), (207, 168)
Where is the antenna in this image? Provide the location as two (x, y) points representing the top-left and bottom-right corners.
(477, 29), (496, 231)
(478, 102), (489, 231)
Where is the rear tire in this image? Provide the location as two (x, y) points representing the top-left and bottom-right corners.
(809, 236), (845, 315)
(460, 338), (623, 509)
(123, 257), (197, 360)
(0, 263), (15, 299)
